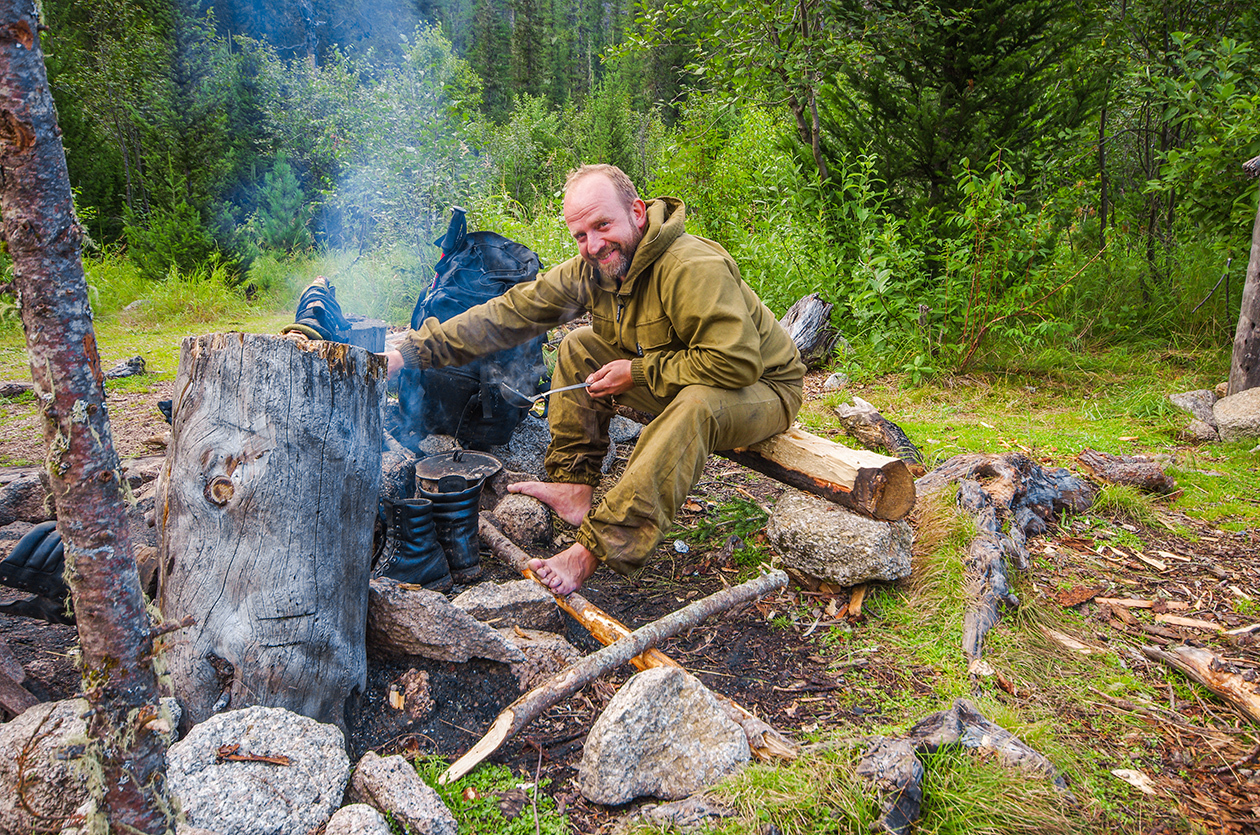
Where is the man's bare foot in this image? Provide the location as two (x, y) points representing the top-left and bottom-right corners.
(528, 543), (598, 595)
(508, 481), (593, 527)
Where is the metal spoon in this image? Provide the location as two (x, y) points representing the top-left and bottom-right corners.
(499, 381), (591, 408)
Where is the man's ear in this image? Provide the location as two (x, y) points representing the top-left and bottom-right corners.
(631, 198), (647, 231)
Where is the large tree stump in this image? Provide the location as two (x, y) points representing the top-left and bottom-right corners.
(158, 333), (386, 730)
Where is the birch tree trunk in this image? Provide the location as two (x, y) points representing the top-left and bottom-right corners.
(0, 2), (173, 831)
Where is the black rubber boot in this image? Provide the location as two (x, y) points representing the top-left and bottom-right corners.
(281, 277), (351, 342)
(373, 497), (452, 592)
(0, 521), (74, 624)
(420, 475), (483, 584)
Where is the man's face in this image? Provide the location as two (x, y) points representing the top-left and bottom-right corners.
(563, 175), (647, 283)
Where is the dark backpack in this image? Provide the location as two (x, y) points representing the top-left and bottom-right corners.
(398, 208), (547, 449)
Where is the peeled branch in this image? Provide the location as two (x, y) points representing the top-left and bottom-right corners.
(478, 512), (798, 760)
(440, 569), (789, 783)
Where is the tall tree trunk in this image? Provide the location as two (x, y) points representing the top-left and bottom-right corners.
(1097, 81), (1109, 252)
(1229, 186), (1260, 394)
(0, 3), (174, 832)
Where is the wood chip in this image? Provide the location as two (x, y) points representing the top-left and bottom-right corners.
(1154, 614), (1224, 632)
(1055, 586), (1105, 607)
(1157, 550), (1192, 563)
(1096, 597), (1188, 610)
(1134, 552), (1168, 571)
(1042, 626), (1109, 655)
(846, 585), (866, 618)
(1112, 768), (1159, 795)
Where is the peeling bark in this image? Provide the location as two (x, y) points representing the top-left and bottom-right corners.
(0, 2), (173, 830)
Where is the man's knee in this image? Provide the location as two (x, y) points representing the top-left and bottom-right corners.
(657, 386), (722, 435)
(559, 327), (622, 382)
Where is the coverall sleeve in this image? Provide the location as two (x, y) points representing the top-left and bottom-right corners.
(398, 259), (590, 370)
(628, 249), (765, 398)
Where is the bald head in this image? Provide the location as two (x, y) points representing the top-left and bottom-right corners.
(564, 164), (640, 212)
(562, 165), (647, 283)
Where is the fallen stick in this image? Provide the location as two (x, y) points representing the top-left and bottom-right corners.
(1141, 644), (1260, 724)
(478, 513), (798, 761)
(439, 568), (789, 784)
(479, 514), (674, 671)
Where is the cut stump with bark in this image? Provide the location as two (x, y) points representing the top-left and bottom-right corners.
(779, 293), (840, 369)
(158, 333), (386, 730)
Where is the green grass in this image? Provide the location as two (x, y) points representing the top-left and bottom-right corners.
(412, 757), (569, 835)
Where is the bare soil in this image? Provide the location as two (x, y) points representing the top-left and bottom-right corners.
(2, 370), (1258, 834)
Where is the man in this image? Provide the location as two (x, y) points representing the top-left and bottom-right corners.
(384, 164), (805, 593)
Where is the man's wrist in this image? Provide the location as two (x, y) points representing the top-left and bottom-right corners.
(629, 357), (648, 388)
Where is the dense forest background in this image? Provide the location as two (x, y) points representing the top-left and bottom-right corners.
(27, 0), (1260, 377)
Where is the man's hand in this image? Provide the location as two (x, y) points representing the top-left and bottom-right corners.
(586, 359), (633, 398)
(382, 349), (406, 382)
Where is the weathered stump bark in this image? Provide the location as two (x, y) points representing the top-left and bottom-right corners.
(158, 333), (386, 730)
(779, 292), (840, 368)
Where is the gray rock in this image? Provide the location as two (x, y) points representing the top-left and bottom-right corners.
(381, 450), (417, 502)
(166, 705), (349, 835)
(766, 490), (912, 586)
(489, 417), (551, 477)
(417, 434), (459, 457)
(608, 415), (642, 444)
(1179, 418), (1220, 443)
(1214, 387), (1260, 442)
(326, 803), (393, 835)
(0, 474), (53, 526)
(367, 578), (525, 666)
(823, 372), (850, 391)
(105, 355), (146, 378)
(1168, 389), (1217, 426)
(453, 579), (561, 631)
(578, 667), (749, 805)
(490, 493), (554, 547)
(0, 699), (90, 833)
(499, 627), (581, 690)
(347, 752), (457, 835)
(490, 416), (617, 478)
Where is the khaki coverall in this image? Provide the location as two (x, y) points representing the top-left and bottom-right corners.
(399, 198), (806, 573)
